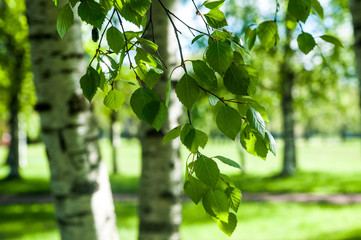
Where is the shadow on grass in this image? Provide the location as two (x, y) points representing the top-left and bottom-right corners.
(0, 178), (50, 195)
(231, 171), (361, 193)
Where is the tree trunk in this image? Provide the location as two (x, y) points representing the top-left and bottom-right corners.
(350, 0), (361, 136)
(280, 28), (296, 176)
(25, 1), (118, 239)
(110, 112), (120, 174)
(138, 0), (183, 239)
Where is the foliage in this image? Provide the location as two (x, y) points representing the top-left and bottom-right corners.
(53, 0), (340, 235)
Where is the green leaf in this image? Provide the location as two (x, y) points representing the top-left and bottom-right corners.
(78, 0), (106, 29)
(80, 67), (100, 102)
(103, 89), (125, 111)
(130, 88), (159, 119)
(57, 3), (74, 39)
(191, 60), (217, 89)
(129, 0), (151, 16)
(52, 0), (58, 7)
(136, 37), (158, 51)
(245, 25), (257, 50)
(100, 0), (113, 12)
(257, 21), (279, 51)
(120, 2), (143, 27)
(175, 74), (200, 110)
(225, 187), (242, 212)
(180, 124), (208, 153)
(223, 64), (250, 96)
(216, 106), (242, 140)
(206, 40), (233, 74)
(233, 51), (244, 65)
(202, 189), (229, 222)
(217, 213), (237, 236)
(135, 48), (160, 68)
(194, 155), (220, 189)
(192, 34), (205, 44)
(203, 0), (225, 9)
(311, 0), (323, 19)
(209, 95), (219, 106)
(213, 156), (242, 170)
(320, 35), (343, 48)
(204, 9), (228, 29)
(106, 27), (125, 54)
(288, 0), (311, 23)
(246, 107), (265, 137)
(237, 96), (268, 122)
(184, 174), (208, 204)
(136, 62), (163, 89)
(265, 130), (277, 156)
(141, 101), (168, 131)
(297, 32), (316, 55)
(69, 0), (80, 7)
(240, 124), (268, 160)
(163, 125), (182, 144)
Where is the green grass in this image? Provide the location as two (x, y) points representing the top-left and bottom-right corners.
(1, 138), (361, 194)
(1, 201), (361, 240)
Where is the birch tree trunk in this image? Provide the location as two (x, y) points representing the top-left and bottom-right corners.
(138, 0), (183, 239)
(280, 28), (297, 176)
(350, 0), (361, 125)
(25, 1), (118, 239)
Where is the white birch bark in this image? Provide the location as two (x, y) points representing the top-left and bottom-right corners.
(138, 0), (183, 239)
(25, 0), (118, 239)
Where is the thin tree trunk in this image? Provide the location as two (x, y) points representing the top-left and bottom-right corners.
(138, 0), (183, 239)
(280, 28), (296, 176)
(110, 112), (120, 174)
(350, 0), (361, 141)
(25, 1), (118, 239)
(5, 46), (25, 180)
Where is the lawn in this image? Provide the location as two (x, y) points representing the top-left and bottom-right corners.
(1, 137), (361, 194)
(1, 137), (361, 239)
(1, 201), (361, 240)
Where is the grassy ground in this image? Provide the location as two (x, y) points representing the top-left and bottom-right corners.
(1, 138), (361, 239)
(1, 201), (361, 240)
(1, 138), (361, 194)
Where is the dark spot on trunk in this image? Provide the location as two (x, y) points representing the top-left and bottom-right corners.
(160, 191), (176, 201)
(145, 129), (164, 137)
(139, 221), (179, 233)
(42, 69), (51, 78)
(71, 181), (99, 195)
(29, 33), (58, 41)
(61, 53), (84, 60)
(58, 130), (66, 152)
(68, 93), (87, 115)
(34, 102), (51, 112)
(60, 68), (75, 74)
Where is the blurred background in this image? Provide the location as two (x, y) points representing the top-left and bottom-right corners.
(1, 0), (361, 239)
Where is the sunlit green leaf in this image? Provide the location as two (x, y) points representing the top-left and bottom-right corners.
(225, 187), (242, 212)
(78, 0), (106, 29)
(184, 174), (208, 204)
(103, 89), (125, 111)
(288, 0), (311, 23)
(163, 125), (182, 144)
(107, 26), (125, 54)
(265, 130), (277, 156)
(240, 124), (268, 160)
(191, 60), (217, 89)
(56, 3), (74, 39)
(216, 106), (242, 140)
(203, 0), (225, 9)
(320, 35), (343, 48)
(217, 213), (237, 236)
(213, 156), (242, 170)
(246, 107), (265, 137)
(206, 40), (233, 74)
(202, 189), (229, 222)
(204, 9), (228, 29)
(311, 0), (323, 19)
(80, 67), (100, 102)
(129, 0), (151, 16)
(175, 74), (200, 110)
(194, 155), (220, 189)
(257, 21), (278, 51)
(297, 32), (316, 54)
